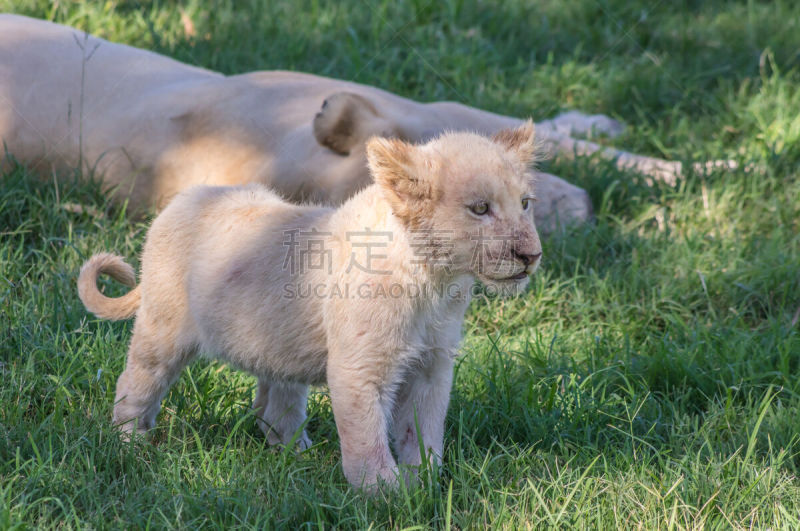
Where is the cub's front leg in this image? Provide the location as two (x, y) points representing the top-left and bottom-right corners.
(326, 348), (400, 490)
(392, 350), (454, 469)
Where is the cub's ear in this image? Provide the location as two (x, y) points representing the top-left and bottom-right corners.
(366, 137), (434, 226)
(492, 119), (537, 166)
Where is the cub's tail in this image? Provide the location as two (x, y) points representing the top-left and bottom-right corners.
(78, 253), (141, 320)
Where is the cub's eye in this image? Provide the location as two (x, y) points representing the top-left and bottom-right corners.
(469, 201), (490, 216)
(522, 197), (533, 211)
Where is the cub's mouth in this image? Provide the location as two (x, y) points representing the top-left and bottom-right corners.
(482, 269), (530, 282)
(481, 260), (541, 282)
(498, 271), (529, 281)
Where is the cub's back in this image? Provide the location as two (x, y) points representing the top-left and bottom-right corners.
(144, 185), (334, 382)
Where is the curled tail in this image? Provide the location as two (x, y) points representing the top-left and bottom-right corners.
(78, 253), (141, 320)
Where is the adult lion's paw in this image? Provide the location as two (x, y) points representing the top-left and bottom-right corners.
(549, 110), (626, 139)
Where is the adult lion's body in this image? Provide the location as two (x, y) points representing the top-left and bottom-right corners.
(1, 14), (692, 230)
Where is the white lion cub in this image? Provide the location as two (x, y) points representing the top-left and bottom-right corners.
(77, 122), (543, 489)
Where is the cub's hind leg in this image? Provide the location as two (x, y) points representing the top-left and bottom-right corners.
(252, 377), (312, 449)
(112, 316), (196, 435)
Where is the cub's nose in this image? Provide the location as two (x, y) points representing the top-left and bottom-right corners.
(512, 249), (542, 266)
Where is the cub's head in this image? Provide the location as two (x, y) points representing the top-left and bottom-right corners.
(366, 120), (542, 293)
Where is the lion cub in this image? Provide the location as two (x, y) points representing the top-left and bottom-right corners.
(78, 122), (542, 489)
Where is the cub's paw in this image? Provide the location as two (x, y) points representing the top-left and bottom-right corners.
(296, 431), (313, 451)
(361, 466), (402, 494)
(263, 425), (312, 451)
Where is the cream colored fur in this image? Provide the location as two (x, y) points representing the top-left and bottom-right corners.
(1, 15), (730, 233)
(77, 124), (542, 490)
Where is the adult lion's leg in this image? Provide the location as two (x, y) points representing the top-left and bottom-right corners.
(540, 131), (685, 185)
(540, 126), (740, 185)
(533, 171), (594, 233)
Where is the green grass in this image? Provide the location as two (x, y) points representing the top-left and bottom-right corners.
(2, 0), (800, 528)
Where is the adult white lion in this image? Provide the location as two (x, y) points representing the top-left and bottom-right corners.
(0, 14), (697, 231)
